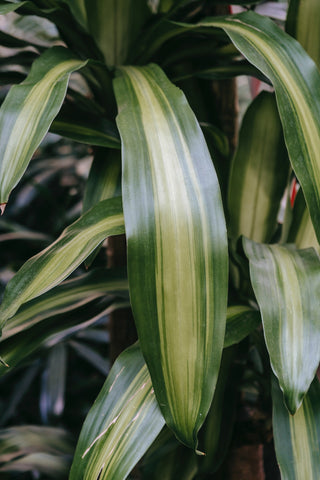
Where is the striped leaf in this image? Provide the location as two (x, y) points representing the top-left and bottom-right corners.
(2, 268), (128, 340)
(287, 189), (319, 253)
(114, 64), (228, 449)
(272, 375), (320, 480)
(0, 197), (124, 331)
(224, 305), (261, 348)
(287, 0), (320, 68)
(85, 0), (151, 67)
(199, 11), (320, 243)
(69, 343), (165, 480)
(243, 238), (320, 413)
(228, 91), (289, 243)
(0, 47), (87, 206)
(0, 297), (126, 375)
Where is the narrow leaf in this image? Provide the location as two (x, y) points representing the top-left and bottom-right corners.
(114, 64), (228, 449)
(228, 91), (289, 243)
(0, 47), (87, 204)
(2, 267), (128, 340)
(69, 343), (165, 480)
(198, 11), (320, 243)
(243, 238), (320, 413)
(287, 189), (319, 252)
(272, 375), (320, 480)
(286, 0), (320, 67)
(0, 197), (124, 330)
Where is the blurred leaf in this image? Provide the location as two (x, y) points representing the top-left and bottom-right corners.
(0, 46), (87, 205)
(228, 91), (289, 243)
(0, 425), (73, 478)
(40, 343), (67, 422)
(69, 343), (165, 480)
(272, 375), (320, 480)
(243, 238), (320, 413)
(0, 197), (124, 330)
(286, 0), (320, 67)
(115, 64), (228, 449)
(69, 340), (109, 376)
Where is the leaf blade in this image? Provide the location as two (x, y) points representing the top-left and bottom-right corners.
(114, 64), (228, 449)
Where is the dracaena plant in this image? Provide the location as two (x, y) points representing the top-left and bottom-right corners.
(0, 0), (320, 478)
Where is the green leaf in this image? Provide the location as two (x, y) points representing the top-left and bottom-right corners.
(69, 343), (165, 480)
(0, 2), (29, 14)
(0, 296), (125, 375)
(0, 197), (124, 330)
(50, 105), (120, 148)
(198, 11), (320, 243)
(228, 91), (289, 243)
(2, 267), (128, 340)
(224, 305), (261, 348)
(83, 148), (121, 213)
(287, 189), (319, 252)
(286, 0), (320, 68)
(0, 46), (87, 205)
(85, 0), (151, 67)
(243, 238), (320, 413)
(114, 64), (228, 449)
(63, 0), (87, 29)
(272, 375), (320, 480)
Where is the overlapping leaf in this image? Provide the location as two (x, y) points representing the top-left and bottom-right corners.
(0, 47), (87, 206)
(69, 343), (165, 480)
(272, 376), (320, 480)
(114, 64), (228, 449)
(0, 197), (124, 331)
(243, 238), (320, 413)
(198, 11), (320, 243)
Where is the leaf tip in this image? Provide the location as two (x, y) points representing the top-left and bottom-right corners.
(0, 203), (6, 215)
(0, 357), (9, 368)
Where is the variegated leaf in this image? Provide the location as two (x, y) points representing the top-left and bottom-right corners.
(114, 64), (228, 449)
(0, 47), (87, 206)
(69, 343), (165, 480)
(272, 375), (320, 480)
(243, 237), (320, 413)
(228, 91), (289, 243)
(0, 197), (124, 331)
(199, 11), (320, 243)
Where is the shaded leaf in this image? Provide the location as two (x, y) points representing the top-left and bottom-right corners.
(224, 305), (261, 348)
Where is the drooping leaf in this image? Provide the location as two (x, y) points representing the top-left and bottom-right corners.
(228, 91), (289, 243)
(272, 375), (320, 480)
(40, 343), (67, 421)
(51, 105), (120, 148)
(0, 46), (87, 205)
(286, 0), (320, 68)
(243, 237), (320, 413)
(114, 64), (228, 449)
(2, 267), (128, 340)
(0, 197), (124, 330)
(69, 343), (165, 480)
(224, 305), (261, 349)
(198, 11), (320, 243)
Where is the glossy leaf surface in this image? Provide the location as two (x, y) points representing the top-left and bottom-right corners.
(244, 238), (320, 413)
(69, 343), (165, 480)
(114, 64), (228, 449)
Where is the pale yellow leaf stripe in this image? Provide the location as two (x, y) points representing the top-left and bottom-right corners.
(125, 67), (213, 430)
(0, 59), (84, 194)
